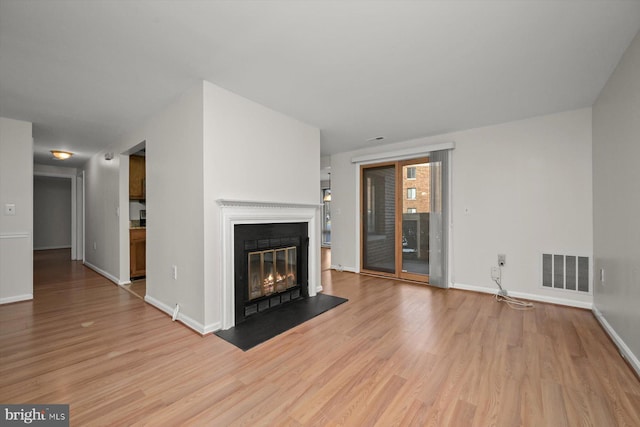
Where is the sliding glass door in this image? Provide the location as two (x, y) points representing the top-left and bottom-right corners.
(361, 152), (449, 287)
(399, 158), (430, 282)
(362, 163), (396, 273)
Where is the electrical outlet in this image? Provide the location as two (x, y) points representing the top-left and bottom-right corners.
(498, 254), (506, 267)
(491, 267), (501, 280)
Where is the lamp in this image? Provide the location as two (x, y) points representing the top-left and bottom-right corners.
(323, 191), (331, 202)
(51, 150), (73, 160)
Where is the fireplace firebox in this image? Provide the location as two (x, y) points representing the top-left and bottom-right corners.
(234, 222), (308, 324)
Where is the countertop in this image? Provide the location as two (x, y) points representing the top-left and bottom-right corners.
(129, 220), (146, 230)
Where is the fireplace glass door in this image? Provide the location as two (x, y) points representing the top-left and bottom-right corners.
(247, 247), (297, 301)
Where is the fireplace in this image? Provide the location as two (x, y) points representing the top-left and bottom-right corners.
(218, 199), (321, 330)
(234, 222), (308, 324)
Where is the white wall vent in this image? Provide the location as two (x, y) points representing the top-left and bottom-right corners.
(542, 253), (589, 293)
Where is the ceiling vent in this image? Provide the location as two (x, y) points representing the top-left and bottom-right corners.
(366, 136), (385, 142)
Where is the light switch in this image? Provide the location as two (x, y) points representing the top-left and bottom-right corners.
(4, 204), (16, 215)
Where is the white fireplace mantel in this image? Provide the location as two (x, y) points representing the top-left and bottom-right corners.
(218, 199), (322, 330)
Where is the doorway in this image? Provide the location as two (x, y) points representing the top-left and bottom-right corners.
(34, 176), (72, 252)
(360, 152), (448, 287)
(32, 172), (83, 261)
(125, 145), (146, 299)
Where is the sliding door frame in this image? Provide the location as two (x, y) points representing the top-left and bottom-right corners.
(397, 157), (430, 283)
(360, 157), (430, 283)
(360, 161), (398, 279)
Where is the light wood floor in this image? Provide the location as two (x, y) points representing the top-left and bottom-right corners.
(123, 279), (146, 300)
(322, 247), (331, 271)
(1, 249), (639, 426)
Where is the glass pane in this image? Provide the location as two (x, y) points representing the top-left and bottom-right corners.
(362, 165), (396, 273)
(248, 252), (263, 300)
(275, 249), (287, 292)
(263, 251), (275, 295)
(402, 162), (430, 276)
(286, 248), (297, 287)
(322, 189), (331, 246)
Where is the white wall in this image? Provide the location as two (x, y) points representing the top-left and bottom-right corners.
(593, 30), (640, 374)
(142, 84), (204, 327)
(82, 81), (319, 333)
(331, 108), (593, 306)
(33, 176), (72, 250)
(0, 117), (33, 304)
(83, 142), (121, 283)
(83, 83), (205, 329)
(33, 164), (82, 260)
(33, 164), (77, 176)
(129, 201), (145, 221)
(452, 109), (593, 305)
(203, 81), (321, 330)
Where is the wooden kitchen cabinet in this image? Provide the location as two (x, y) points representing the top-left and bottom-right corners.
(129, 155), (145, 200)
(130, 228), (146, 278)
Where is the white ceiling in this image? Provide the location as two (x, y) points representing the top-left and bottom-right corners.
(1, 1), (639, 168)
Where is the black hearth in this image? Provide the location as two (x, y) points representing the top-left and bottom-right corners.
(234, 222), (308, 324)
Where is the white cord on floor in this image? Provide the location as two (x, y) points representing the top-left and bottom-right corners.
(492, 276), (534, 310)
(495, 293), (534, 310)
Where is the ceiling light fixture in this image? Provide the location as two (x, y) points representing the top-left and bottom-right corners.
(51, 150), (73, 160)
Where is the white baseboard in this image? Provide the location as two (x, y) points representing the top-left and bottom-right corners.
(592, 306), (640, 378)
(202, 321), (221, 335)
(83, 261), (120, 285)
(144, 295), (219, 335)
(0, 294), (33, 305)
(330, 265), (358, 273)
(451, 282), (593, 309)
(34, 245), (72, 251)
(451, 282), (496, 293)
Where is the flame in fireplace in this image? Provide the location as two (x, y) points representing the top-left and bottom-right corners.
(263, 274), (275, 294)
